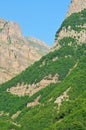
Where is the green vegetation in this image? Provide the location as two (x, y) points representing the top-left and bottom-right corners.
(16, 54), (86, 130)
(62, 9), (86, 30)
(0, 39), (85, 129)
(0, 92), (29, 116)
(0, 28), (3, 32)
(55, 9), (86, 40)
(0, 8), (86, 130)
(0, 116), (19, 130)
(1, 37), (83, 86)
(0, 37), (82, 90)
(15, 53), (85, 130)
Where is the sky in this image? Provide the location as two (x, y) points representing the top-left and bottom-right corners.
(0, 0), (71, 46)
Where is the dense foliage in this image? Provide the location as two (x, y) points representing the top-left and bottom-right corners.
(0, 9), (86, 130)
(55, 9), (86, 40)
(0, 36), (84, 91)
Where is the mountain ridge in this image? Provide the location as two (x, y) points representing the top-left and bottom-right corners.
(0, 18), (50, 84)
(0, 1), (86, 130)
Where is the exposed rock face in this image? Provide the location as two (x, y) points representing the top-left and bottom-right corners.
(7, 74), (59, 96)
(55, 25), (86, 44)
(54, 87), (71, 110)
(53, 0), (86, 50)
(27, 95), (41, 107)
(0, 18), (50, 84)
(11, 111), (21, 119)
(66, 0), (86, 17)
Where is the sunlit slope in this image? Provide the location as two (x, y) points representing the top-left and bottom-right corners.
(0, 8), (86, 130)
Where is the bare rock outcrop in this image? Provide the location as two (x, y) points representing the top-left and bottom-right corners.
(54, 87), (71, 110)
(53, 0), (86, 50)
(66, 0), (86, 17)
(27, 95), (41, 107)
(0, 18), (50, 84)
(56, 25), (86, 43)
(7, 74), (59, 96)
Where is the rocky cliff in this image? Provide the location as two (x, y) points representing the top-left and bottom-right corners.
(53, 0), (86, 50)
(0, 1), (86, 130)
(0, 18), (50, 84)
(66, 0), (86, 17)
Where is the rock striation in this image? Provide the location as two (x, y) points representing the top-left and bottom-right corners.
(0, 18), (50, 84)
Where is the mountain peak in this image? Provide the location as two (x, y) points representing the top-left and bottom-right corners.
(0, 18), (50, 84)
(0, 18), (22, 44)
(66, 0), (86, 17)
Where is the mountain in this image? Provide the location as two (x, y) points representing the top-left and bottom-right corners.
(0, 18), (50, 84)
(0, 0), (86, 130)
(66, 0), (86, 17)
(54, 1), (86, 49)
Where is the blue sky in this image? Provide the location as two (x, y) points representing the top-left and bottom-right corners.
(0, 0), (71, 46)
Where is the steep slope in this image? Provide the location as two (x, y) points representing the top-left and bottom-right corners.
(54, 9), (86, 49)
(0, 1), (86, 130)
(66, 0), (86, 17)
(0, 18), (49, 84)
(26, 37), (50, 56)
